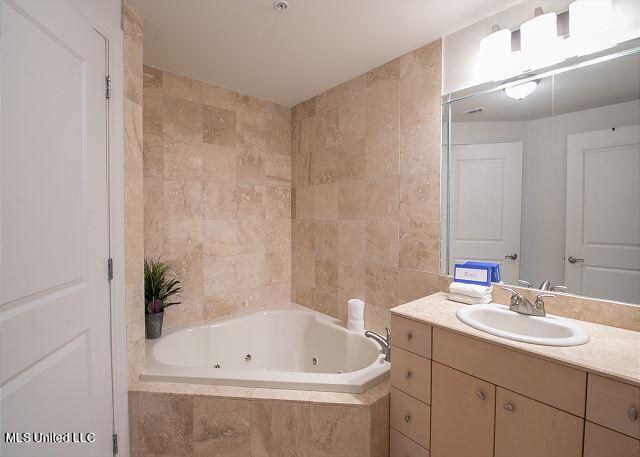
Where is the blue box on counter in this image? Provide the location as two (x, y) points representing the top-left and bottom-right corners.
(453, 261), (500, 287)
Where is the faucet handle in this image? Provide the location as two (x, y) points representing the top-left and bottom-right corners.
(385, 327), (391, 344)
(500, 287), (521, 307)
(518, 279), (533, 288)
(535, 293), (556, 310)
(551, 285), (567, 292)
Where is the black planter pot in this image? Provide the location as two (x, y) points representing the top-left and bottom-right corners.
(145, 311), (164, 339)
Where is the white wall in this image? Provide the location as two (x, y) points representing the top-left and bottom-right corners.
(452, 99), (640, 288)
(443, 0), (640, 94)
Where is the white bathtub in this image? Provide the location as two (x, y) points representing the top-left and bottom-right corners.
(141, 308), (390, 393)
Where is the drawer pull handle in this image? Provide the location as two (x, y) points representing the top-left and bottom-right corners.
(404, 413), (412, 423)
(475, 390), (485, 401)
(630, 407), (638, 422)
(406, 332), (413, 341)
(405, 371), (413, 380)
(503, 403), (515, 412)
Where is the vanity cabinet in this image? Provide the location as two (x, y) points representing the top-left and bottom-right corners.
(494, 387), (583, 457)
(389, 313), (640, 457)
(430, 362), (495, 457)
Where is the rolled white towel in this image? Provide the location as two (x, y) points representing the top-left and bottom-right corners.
(447, 293), (492, 305)
(449, 282), (493, 299)
(347, 298), (365, 331)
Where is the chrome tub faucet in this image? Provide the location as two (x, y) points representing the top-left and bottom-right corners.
(365, 327), (391, 362)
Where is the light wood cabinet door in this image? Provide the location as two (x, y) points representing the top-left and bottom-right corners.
(391, 346), (431, 404)
(495, 387), (584, 457)
(391, 315), (432, 358)
(587, 374), (640, 439)
(584, 421), (640, 457)
(430, 362), (495, 457)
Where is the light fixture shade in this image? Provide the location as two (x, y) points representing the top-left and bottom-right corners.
(520, 10), (562, 71)
(479, 27), (513, 81)
(569, 0), (615, 56)
(504, 80), (539, 100)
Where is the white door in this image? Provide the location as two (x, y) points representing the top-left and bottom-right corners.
(565, 126), (640, 303)
(450, 142), (523, 285)
(1, 1), (114, 456)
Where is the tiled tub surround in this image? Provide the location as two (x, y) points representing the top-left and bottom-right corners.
(142, 306), (390, 393)
(143, 65), (292, 329)
(290, 40), (443, 334)
(123, 1), (146, 387)
(129, 381), (390, 457)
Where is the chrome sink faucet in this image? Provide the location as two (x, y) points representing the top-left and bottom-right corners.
(365, 327), (391, 362)
(501, 287), (556, 317)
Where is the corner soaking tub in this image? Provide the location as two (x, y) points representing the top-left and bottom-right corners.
(141, 308), (390, 393)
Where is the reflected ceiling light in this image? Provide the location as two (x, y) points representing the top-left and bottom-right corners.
(479, 25), (513, 81)
(504, 80), (539, 100)
(520, 7), (562, 71)
(568, 0), (615, 56)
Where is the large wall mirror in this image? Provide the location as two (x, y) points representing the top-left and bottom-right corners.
(442, 42), (640, 305)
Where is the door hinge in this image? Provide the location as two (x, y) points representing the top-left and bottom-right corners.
(105, 75), (112, 99)
(108, 257), (114, 281)
(112, 433), (118, 454)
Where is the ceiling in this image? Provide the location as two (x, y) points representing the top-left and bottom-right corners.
(129, 0), (523, 106)
(452, 51), (640, 123)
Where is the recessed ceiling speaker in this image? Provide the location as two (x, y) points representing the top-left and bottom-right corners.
(274, 0), (289, 13)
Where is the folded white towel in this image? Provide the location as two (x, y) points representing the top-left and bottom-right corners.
(449, 282), (493, 299)
(347, 298), (365, 331)
(447, 293), (492, 305)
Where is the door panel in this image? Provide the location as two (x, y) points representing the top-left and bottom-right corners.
(450, 142), (523, 284)
(1, 1), (113, 455)
(430, 362), (495, 457)
(565, 126), (640, 303)
(495, 387), (583, 457)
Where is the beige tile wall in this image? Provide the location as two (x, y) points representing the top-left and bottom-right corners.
(291, 40), (443, 333)
(123, 1), (145, 387)
(143, 66), (292, 328)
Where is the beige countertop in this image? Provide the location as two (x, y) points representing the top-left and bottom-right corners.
(390, 292), (640, 387)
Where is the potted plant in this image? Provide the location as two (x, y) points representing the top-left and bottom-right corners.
(144, 258), (182, 339)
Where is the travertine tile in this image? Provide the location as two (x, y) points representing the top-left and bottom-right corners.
(235, 254), (265, 290)
(295, 185), (316, 220)
(338, 102), (366, 144)
(143, 65), (163, 89)
(136, 393), (193, 456)
(315, 255), (338, 293)
(143, 177), (163, 258)
(365, 262), (399, 310)
(163, 95), (203, 142)
(365, 83), (399, 137)
(308, 404), (370, 457)
(265, 185), (291, 219)
(263, 219), (290, 253)
(399, 39), (441, 80)
(143, 87), (163, 136)
(235, 184), (265, 219)
(203, 220), (238, 257)
(203, 105), (237, 146)
(293, 250), (316, 287)
(237, 219), (265, 255)
(365, 132), (399, 179)
(163, 71), (204, 102)
(294, 219), (315, 252)
(399, 269), (441, 305)
(164, 180), (203, 220)
(366, 221), (399, 267)
(237, 135), (266, 184)
(201, 84), (238, 111)
(400, 75), (441, 129)
(193, 397), (251, 457)
(369, 395), (390, 457)
(366, 59), (400, 93)
(250, 401), (309, 457)
(337, 220), (366, 261)
(399, 222), (439, 272)
(266, 250), (291, 285)
(202, 143), (236, 184)
(143, 133), (163, 178)
(312, 288), (339, 317)
(365, 177), (399, 221)
(399, 123), (440, 176)
(338, 179), (367, 220)
(315, 183), (339, 220)
(265, 154), (291, 186)
(314, 221), (338, 257)
(204, 183), (237, 220)
(338, 140), (366, 180)
(399, 174), (439, 223)
(311, 144), (339, 184)
(163, 132), (203, 180)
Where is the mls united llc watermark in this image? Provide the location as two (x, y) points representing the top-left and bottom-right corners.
(4, 432), (96, 444)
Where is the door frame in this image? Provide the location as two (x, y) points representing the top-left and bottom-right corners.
(68, 1), (130, 455)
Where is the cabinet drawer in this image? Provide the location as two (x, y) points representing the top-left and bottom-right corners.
(587, 374), (640, 439)
(584, 421), (640, 457)
(390, 428), (429, 457)
(432, 328), (586, 416)
(391, 315), (431, 358)
(391, 346), (431, 404)
(495, 387), (583, 457)
(390, 387), (430, 449)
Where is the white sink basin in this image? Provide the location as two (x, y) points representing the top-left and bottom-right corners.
(456, 304), (590, 347)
